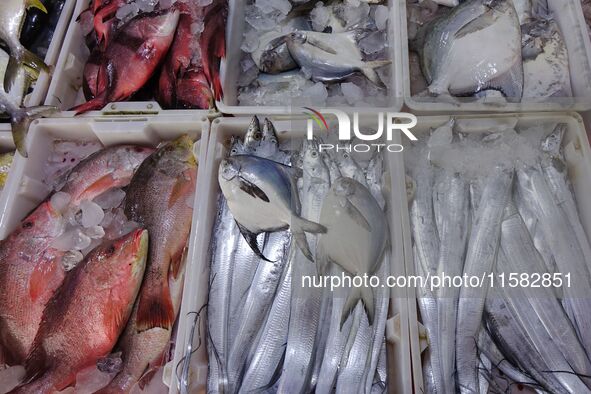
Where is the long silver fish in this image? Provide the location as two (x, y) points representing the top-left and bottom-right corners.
(219, 154), (326, 262)
(336, 308), (372, 393)
(240, 261), (292, 392)
(456, 166), (513, 394)
(516, 162), (591, 358)
(277, 139), (329, 393)
(283, 30), (390, 87)
(522, 18), (572, 99)
(417, 0), (523, 99)
(499, 202), (591, 391)
(434, 171), (469, 394)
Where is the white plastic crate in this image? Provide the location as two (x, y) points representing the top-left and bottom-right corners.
(167, 116), (414, 394)
(401, 0), (591, 113)
(215, 0), (405, 114)
(43, 0), (217, 118)
(402, 112), (591, 393)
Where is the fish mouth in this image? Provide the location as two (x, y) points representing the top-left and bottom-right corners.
(219, 158), (239, 181)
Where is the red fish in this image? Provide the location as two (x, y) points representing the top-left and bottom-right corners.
(10, 229), (148, 394)
(72, 8), (180, 115)
(0, 145), (151, 366)
(82, 49), (106, 100)
(199, 0), (227, 101)
(93, 0), (126, 48)
(175, 68), (213, 109)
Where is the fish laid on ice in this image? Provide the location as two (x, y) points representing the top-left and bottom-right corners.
(252, 31), (299, 74)
(284, 30), (390, 87)
(124, 135), (197, 332)
(12, 229), (147, 393)
(522, 18), (573, 99)
(0, 0), (49, 88)
(72, 8), (180, 114)
(317, 177), (389, 325)
(218, 154), (326, 261)
(0, 145), (149, 366)
(417, 0), (523, 99)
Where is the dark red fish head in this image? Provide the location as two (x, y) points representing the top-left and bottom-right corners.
(176, 68), (213, 109)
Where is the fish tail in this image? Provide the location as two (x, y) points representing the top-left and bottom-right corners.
(292, 216), (327, 262)
(94, 372), (136, 394)
(360, 60), (391, 88)
(70, 92), (108, 115)
(340, 286), (375, 328)
(136, 282), (175, 331)
(11, 106), (58, 157)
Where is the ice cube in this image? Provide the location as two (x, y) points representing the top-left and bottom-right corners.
(256, 0), (292, 15)
(80, 201), (105, 228)
(116, 3), (140, 22)
(52, 228), (84, 251)
(135, 0), (158, 12)
(374, 5), (389, 30)
(341, 82), (365, 105)
(81, 238), (102, 257)
(62, 250), (84, 271)
(310, 3), (330, 31)
(85, 226), (105, 239)
(359, 31), (387, 55)
(50, 192), (72, 213)
(241, 30), (260, 53)
(120, 221), (140, 237)
(302, 83), (329, 105)
(238, 58), (259, 87)
(72, 365), (118, 394)
(343, 0), (369, 26)
(0, 366), (25, 393)
(191, 21), (205, 35)
(196, 0), (213, 5)
(93, 188), (126, 210)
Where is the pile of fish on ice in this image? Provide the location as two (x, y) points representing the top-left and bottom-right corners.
(406, 119), (591, 393)
(237, 0), (392, 107)
(73, 0), (227, 114)
(407, 0), (574, 103)
(0, 0), (67, 156)
(199, 116), (393, 393)
(0, 135), (197, 393)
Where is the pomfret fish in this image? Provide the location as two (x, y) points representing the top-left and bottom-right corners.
(252, 31), (299, 74)
(218, 154), (326, 261)
(418, 0), (523, 99)
(317, 177), (389, 325)
(522, 18), (572, 99)
(124, 135), (197, 332)
(11, 229), (147, 393)
(284, 30), (390, 87)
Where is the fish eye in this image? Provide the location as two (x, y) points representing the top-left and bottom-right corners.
(231, 148), (237, 154)
(254, 132), (262, 141)
(311, 151), (318, 158)
(343, 153), (349, 159)
(106, 245), (116, 256)
(22, 221), (33, 229)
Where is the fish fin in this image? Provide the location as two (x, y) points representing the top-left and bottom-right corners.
(71, 91), (108, 115)
(26, 0), (48, 13)
(360, 285), (375, 326)
(77, 174), (115, 201)
(136, 283), (175, 332)
(236, 221), (273, 262)
(169, 243), (187, 280)
(340, 287), (360, 328)
(267, 35), (289, 51)
(11, 106), (57, 157)
(22, 48), (50, 75)
(23, 343), (49, 384)
(483, 59), (523, 100)
(292, 215), (327, 234)
(316, 240), (330, 276)
(137, 367), (159, 389)
(338, 196), (371, 232)
(294, 230), (314, 262)
(454, 8), (497, 39)
(168, 176), (192, 208)
(28, 256), (61, 302)
(3, 56), (37, 93)
(360, 61), (390, 88)
(238, 177), (270, 202)
(306, 36), (339, 55)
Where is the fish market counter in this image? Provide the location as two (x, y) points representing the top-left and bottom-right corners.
(169, 116), (414, 393)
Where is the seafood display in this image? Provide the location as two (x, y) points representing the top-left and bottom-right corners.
(407, 0), (574, 103)
(0, 135), (198, 393)
(237, 0), (392, 107)
(73, 0), (227, 113)
(407, 119), (591, 393)
(194, 117), (393, 392)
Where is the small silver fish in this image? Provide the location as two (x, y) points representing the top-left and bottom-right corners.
(284, 30), (390, 87)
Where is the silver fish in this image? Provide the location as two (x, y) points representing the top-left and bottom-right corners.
(240, 261), (292, 393)
(336, 308), (372, 393)
(283, 30), (390, 87)
(317, 176), (389, 324)
(433, 171), (469, 394)
(277, 139), (329, 394)
(418, 0), (523, 99)
(522, 18), (572, 99)
(252, 31), (298, 74)
(456, 166), (513, 394)
(516, 163), (591, 358)
(218, 154), (326, 262)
